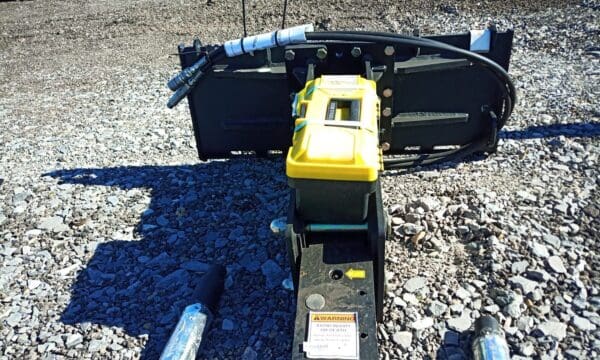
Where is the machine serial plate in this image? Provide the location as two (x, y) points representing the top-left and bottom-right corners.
(304, 311), (359, 359)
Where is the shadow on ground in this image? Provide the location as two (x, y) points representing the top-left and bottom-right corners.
(45, 122), (598, 358)
(501, 121), (600, 140)
(47, 159), (294, 359)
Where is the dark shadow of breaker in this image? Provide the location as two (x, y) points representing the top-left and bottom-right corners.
(46, 121), (598, 358)
(47, 159), (294, 359)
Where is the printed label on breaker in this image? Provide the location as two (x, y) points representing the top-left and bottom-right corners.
(303, 311), (359, 359)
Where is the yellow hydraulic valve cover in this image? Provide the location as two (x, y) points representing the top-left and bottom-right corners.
(286, 75), (382, 182)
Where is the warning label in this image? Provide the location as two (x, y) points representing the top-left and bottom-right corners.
(304, 311), (359, 359)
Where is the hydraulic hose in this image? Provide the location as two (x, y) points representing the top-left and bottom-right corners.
(304, 31), (515, 128)
(167, 47), (226, 109)
(382, 138), (488, 169)
(167, 27), (516, 168)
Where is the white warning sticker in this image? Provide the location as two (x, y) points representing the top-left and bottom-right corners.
(303, 311), (359, 359)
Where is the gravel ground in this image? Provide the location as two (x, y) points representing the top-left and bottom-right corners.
(1, 0), (599, 359)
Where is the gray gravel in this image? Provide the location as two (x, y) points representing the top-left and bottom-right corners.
(1, 0), (599, 359)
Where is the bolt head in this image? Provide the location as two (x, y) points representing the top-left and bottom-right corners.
(284, 49), (295, 61)
(381, 142), (391, 151)
(316, 47), (328, 60)
(384, 45), (395, 56)
(351, 46), (362, 58)
(382, 88), (393, 98)
(382, 107), (392, 117)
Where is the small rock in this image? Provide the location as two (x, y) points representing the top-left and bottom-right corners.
(27, 279), (42, 290)
(519, 341), (535, 356)
(447, 315), (472, 332)
(156, 215), (169, 227)
(454, 287), (470, 301)
(403, 293), (419, 305)
(531, 242), (549, 258)
(401, 223), (420, 235)
(571, 315), (596, 331)
(416, 197), (441, 212)
(65, 334), (83, 348)
(88, 339), (107, 352)
(242, 346), (258, 360)
(222, 319), (234, 331)
(180, 260), (210, 273)
(410, 317), (434, 330)
(537, 321), (567, 340)
(509, 276), (538, 295)
(393, 297), (407, 308)
(542, 233), (561, 248)
(428, 301), (448, 317)
(38, 216), (69, 232)
(392, 331), (412, 350)
(483, 304), (500, 314)
(517, 190), (537, 202)
(546, 256), (567, 274)
(404, 276), (427, 293)
(450, 303), (464, 315)
(504, 294), (523, 318)
(511, 260), (529, 274)
(261, 260), (284, 289)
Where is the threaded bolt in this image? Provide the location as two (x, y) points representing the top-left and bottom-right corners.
(351, 46), (362, 58)
(382, 107), (392, 117)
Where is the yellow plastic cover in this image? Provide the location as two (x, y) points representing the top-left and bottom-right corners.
(286, 75), (382, 182)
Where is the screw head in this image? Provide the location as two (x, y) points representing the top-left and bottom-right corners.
(382, 107), (392, 117)
(351, 46), (362, 58)
(316, 47), (328, 60)
(382, 88), (393, 98)
(384, 45), (395, 56)
(381, 142), (391, 151)
(284, 49), (295, 61)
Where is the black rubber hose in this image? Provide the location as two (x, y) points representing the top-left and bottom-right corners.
(167, 47), (226, 108)
(383, 139), (487, 169)
(305, 31), (515, 127)
(192, 264), (226, 313)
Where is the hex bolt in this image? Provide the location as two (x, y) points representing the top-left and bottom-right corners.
(384, 45), (395, 56)
(350, 46), (362, 58)
(381, 142), (391, 151)
(284, 49), (295, 61)
(382, 88), (393, 98)
(316, 47), (328, 60)
(382, 107), (392, 117)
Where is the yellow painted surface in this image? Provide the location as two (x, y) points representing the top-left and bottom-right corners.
(286, 75), (382, 182)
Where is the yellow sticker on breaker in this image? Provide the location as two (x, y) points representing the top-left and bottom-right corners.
(304, 311), (359, 359)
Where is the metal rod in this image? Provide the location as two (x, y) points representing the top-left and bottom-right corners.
(305, 223), (368, 232)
